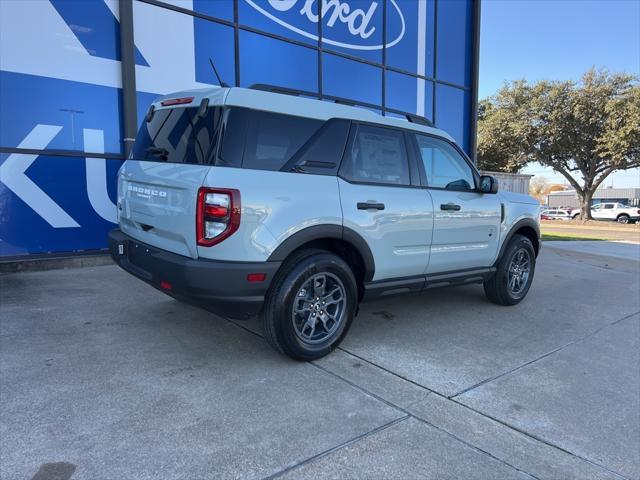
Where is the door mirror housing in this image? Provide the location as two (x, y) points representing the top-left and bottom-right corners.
(479, 175), (499, 194)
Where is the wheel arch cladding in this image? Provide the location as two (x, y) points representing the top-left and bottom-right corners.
(267, 225), (375, 286)
(497, 219), (540, 263)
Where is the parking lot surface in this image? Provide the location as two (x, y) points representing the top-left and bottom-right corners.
(1, 244), (639, 479)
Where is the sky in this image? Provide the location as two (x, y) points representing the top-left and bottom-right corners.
(479, 0), (640, 188)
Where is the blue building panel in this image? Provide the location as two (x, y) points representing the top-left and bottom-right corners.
(0, 154), (122, 257)
(0, 72), (124, 155)
(436, 0), (474, 87)
(323, 52), (382, 106)
(194, 18), (237, 86)
(239, 31), (318, 91)
(0, 0), (478, 258)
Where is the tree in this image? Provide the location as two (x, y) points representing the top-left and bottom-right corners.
(477, 81), (536, 173)
(528, 176), (549, 203)
(478, 69), (640, 220)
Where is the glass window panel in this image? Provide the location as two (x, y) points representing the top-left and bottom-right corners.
(323, 53), (382, 106)
(242, 110), (322, 171)
(415, 134), (474, 190)
(194, 19), (236, 86)
(239, 31), (318, 92)
(320, 0), (383, 63)
(0, 71), (123, 154)
(435, 83), (470, 153)
(436, 0), (473, 87)
(192, 0), (234, 22)
(340, 124), (410, 186)
(238, 0), (319, 46)
(291, 119), (351, 175)
(386, 71), (433, 121)
(385, 0), (434, 78)
(0, 154), (122, 256)
(132, 106), (223, 165)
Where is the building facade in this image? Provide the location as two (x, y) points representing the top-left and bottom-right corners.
(0, 0), (480, 258)
(548, 188), (640, 208)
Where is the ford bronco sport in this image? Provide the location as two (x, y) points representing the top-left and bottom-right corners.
(109, 85), (540, 361)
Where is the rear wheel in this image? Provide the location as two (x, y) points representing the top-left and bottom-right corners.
(484, 234), (536, 306)
(617, 214), (630, 224)
(262, 249), (357, 361)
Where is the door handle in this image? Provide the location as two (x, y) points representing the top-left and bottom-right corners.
(440, 203), (461, 211)
(357, 202), (385, 211)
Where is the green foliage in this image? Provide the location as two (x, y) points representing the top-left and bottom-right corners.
(477, 69), (639, 219)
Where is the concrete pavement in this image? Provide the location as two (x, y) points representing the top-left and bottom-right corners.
(1, 243), (638, 479)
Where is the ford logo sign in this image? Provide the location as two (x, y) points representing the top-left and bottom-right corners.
(244, 0), (406, 51)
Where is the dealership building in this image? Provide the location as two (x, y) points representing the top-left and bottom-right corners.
(548, 187), (640, 208)
(0, 0), (479, 258)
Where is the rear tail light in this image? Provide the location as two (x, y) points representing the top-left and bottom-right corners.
(197, 188), (240, 246)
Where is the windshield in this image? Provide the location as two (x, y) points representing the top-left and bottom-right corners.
(131, 106), (222, 164)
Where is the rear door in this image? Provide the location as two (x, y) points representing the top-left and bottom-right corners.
(411, 133), (501, 274)
(118, 104), (223, 258)
(601, 203), (617, 219)
(338, 123), (433, 281)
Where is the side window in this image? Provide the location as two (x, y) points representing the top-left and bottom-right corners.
(603, 204), (615, 209)
(283, 119), (351, 175)
(414, 134), (475, 190)
(340, 124), (410, 186)
(242, 110), (322, 171)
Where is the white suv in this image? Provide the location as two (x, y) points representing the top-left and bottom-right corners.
(109, 85), (541, 360)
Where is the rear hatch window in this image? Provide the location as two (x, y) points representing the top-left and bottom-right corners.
(132, 106), (222, 165)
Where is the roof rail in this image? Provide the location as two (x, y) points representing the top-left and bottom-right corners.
(248, 83), (434, 127)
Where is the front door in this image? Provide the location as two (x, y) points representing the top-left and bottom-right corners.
(338, 124), (433, 281)
(411, 133), (501, 274)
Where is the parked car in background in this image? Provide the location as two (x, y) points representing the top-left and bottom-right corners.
(571, 203), (640, 223)
(541, 209), (572, 221)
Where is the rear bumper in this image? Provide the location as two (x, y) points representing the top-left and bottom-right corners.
(108, 229), (281, 319)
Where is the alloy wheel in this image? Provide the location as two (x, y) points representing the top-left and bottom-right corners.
(508, 248), (531, 296)
(292, 273), (346, 344)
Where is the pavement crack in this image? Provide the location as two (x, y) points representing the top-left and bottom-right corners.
(311, 361), (540, 480)
(262, 415), (410, 480)
(449, 310), (640, 399)
(332, 346), (633, 480)
(447, 398), (631, 480)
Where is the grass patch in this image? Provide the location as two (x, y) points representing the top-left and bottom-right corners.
(542, 233), (606, 242)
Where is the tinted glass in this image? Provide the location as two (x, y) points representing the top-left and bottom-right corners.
(603, 204), (615, 209)
(131, 106), (222, 164)
(341, 125), (410, 186)
(284, 119), (351, 174)
(219, 107), (249, 167)
(242, 110), (322, 171)
(415, 135), (475, 190)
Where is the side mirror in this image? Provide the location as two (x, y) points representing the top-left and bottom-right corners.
(479, 175), (499, 194)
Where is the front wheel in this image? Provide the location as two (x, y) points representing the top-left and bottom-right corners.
(484, 234), (536, 306)
(262, 249), (358, 361)
(617, 214), (630, 224)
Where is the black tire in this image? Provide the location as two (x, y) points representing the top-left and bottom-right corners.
(484, 234), (536, 306)
(262, 249), (358, 361)
(617, 214), (630, 224)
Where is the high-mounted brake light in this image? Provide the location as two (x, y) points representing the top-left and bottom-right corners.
(161, 96), (194, 106)
(197, 188), (240, 246)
